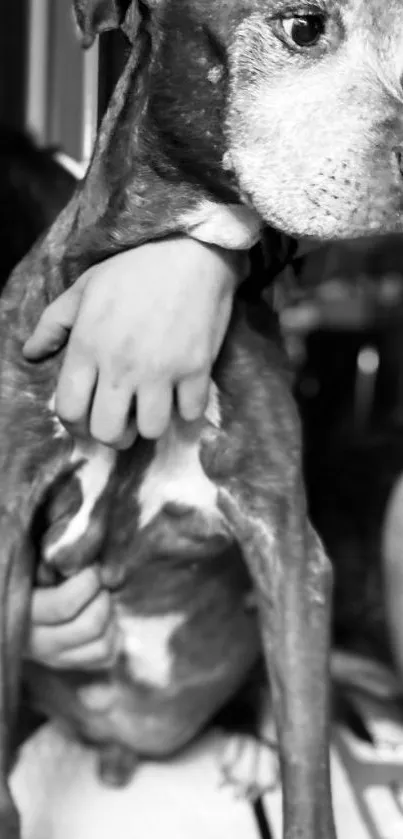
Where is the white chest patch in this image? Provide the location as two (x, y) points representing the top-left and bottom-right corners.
(138, 393), (220, 530)
(45, 394), (116, 561)
(45, 384), (220, 558)
(117, 609), (185, 688)
(181, 201), (262, 250)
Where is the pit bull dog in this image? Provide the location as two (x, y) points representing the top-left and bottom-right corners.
(4, 1), (403, 837)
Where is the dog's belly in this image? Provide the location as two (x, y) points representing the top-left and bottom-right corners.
(28, 547), (259, 756)
(31, 390), (260, 756)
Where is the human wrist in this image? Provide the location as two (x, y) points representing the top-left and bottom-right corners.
(184, 202), (262, 251)
(211, 244), (251, 289)
(187, 236), (249, 295)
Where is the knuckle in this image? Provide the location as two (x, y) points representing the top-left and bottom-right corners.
(67, 586), (96, 620)
(148, 359), (170, 379)
(59, 593), (79, 622)
(61, 579), (89, 618)
(108, 345), (138, 383)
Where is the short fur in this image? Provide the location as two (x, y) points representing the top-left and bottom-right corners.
(4, 0), (403, 837)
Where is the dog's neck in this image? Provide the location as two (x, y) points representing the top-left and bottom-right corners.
(70, 16), (261, 261)
(2, 13), (261, 341)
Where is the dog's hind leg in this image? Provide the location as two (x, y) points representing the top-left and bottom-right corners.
(215, 662), (279, 800)
(0, 510), (33, 839)
(219, 487), (336, 839)
(0, 445), (74, 839)
(97, 743), (140, 788)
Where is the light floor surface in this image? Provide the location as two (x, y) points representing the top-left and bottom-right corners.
(11, 694), (403, 839)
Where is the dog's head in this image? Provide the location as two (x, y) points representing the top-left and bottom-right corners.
(74, 0), (403, 240)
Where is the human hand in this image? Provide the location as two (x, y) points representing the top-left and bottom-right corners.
(23, 237), (247, 447)
(27, 568), (119, 671)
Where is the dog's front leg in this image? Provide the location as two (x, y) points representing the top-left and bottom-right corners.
(219, 488), (336, 839)
(0, 509), (33, 839)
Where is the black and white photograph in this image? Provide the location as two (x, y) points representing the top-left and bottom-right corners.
(2, 3), (403, 838)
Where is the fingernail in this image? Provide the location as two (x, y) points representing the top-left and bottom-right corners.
(118, 425), (137, 450)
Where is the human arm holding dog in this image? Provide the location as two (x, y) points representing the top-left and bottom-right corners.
(26, 567), (120, 670)
(24, 237), (247, 447)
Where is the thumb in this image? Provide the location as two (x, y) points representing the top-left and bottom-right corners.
(23, 276), (87, 361)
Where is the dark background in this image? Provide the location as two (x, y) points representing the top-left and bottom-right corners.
(0, 4), (126, 147)
(0, 0), (27, 129)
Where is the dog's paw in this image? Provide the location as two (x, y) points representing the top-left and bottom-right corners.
(97, 743), (139, 788)
(217, 733), (279, 801)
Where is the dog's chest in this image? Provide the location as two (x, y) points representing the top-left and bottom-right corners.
(137, 417), (220, 530)
(37, 390), (258, 743)
(137, 383), (223, 529)
(44, 384), (225, 573)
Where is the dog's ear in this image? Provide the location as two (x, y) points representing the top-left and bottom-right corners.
(73, 0), (140, 48)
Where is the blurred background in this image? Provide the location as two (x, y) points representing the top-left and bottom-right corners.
(1, 0), (127, 163)
(0, 0), (128, 287)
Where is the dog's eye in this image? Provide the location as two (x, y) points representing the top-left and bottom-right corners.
(281, 14), (325, 48)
